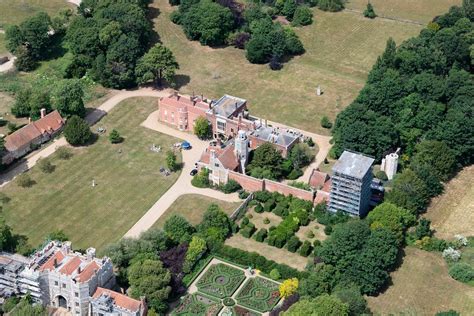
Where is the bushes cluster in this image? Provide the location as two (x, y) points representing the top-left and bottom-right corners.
(240, 221), (256, 238)
(218, 179), (242, 193)
(191, 168), (210, 188)
(449, 263), (474, 283)
(254, 228), (268, 242)
(299, 240), (313, 257)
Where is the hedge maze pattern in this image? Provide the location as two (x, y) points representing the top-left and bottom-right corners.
(196, 263), (246, 299)
(235, 277), (280, 313)
(172, 293), (222, 316)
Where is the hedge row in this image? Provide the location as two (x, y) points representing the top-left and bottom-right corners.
(213, 244), (306, 279)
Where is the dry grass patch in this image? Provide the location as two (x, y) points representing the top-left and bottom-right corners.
(296, 221), (327, 242)
(242, 208), (282, 230)
(225, 234), (308, 271)
(346, 0), (461, 24)
(152, 194), (241, 228)
(0, 0), (74, 27)
(1, 97), (181, 252)
(0, 92), (29, 136)
(152, 0), (421, 134)
(425, 166), (474, 240)
(367, 247), (474, 315)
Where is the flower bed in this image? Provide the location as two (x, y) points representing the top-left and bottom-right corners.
(196, 263), (246, 299)
(172, 294), (222, 316)
(235, 277), (280, 313)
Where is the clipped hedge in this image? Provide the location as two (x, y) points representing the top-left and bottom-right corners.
(255, 228), (268, 242)
(213, 244), (306, 279)
(299, 241), (313, 257)
(287, 236), (302, 253)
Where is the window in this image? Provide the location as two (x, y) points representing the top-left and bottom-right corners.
(54, 281), (58, 286)
(217, 120), (226, 131)
(75, 302), (79, 307)
(75, 292), (79, 298)
(62, 283), (66, 288)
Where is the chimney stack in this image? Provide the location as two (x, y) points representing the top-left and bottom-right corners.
(28, 117), (31, 124)
(40, 108), (46, 118)
(53, 258), (58, 268)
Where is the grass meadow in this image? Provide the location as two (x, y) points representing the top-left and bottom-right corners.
(152, 0), (422, 134)
(151, 194), (241, 229)
(0, 0), (74, 27)
(0, 97), (181, 252)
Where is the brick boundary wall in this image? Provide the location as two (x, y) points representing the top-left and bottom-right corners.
(228, 171), (264, 192)
(229, 171), (314, 203)
(264, 179), (314, 202)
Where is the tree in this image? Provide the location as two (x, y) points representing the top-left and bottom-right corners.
(193, 116), (212, 139)
(10, 295), (46, 316)
(51, 80), (86, 118)
(414, 218), (432, 240)
(181, 0), (235, 46)
(411, 140), (457, 181)
(64, 115), (93, 146)
(289, 143), (314, 168)
(109, 129), (123, 144)
(386, 169), (430, 214)
(283, 295), (349, 316)
(367, 202), (416, 242)
(166, 151), (179, 172)
(291, 5), (313, 26)
(164, 215), (194, 243)
(318, 0), (345, 12)
(135, 44), (179, 86)
(0, 217), (14, 252)
(281, 0), (297, 20)
(46, 229), (68, 242)
(320, 116), (333, 129)
(299, 263), (340, 298)
(248, 142), (283, 179)
(363, 2), (377, 19)
(128, 259), (172, 313)
(279, 278), (299, 298)
(16, 173), (35, 188)
(183, 235), (207, 272)
(13, 45), (37, 71)
(37, 158), (55, 173)
(333, 285), (369, 316)
(197, 204), (232, 243)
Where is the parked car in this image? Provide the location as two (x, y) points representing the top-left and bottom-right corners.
(190, 169), (198, 176)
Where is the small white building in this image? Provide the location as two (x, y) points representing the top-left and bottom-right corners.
(380, 152), (399, 180)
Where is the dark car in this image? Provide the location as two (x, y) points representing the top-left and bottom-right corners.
(190, 169), (198, 176)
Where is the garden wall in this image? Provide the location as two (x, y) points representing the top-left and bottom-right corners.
(228, 171), (314, 202)
(264, 179), (314, 202)
(229, 171), (264, 192)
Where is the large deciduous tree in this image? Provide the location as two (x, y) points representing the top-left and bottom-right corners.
(64, 115), (92, 146)
(128, 259), (172, 313)
(164, 215), (195, 243)
(283, 294), (349, 316)
(135, 44), (179, 86)
(51, 80), (86, 118)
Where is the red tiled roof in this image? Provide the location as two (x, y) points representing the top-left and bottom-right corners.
(75, 261), (100, 283)
(218, 145), (239, 170)
(314, 190), (330, 205)
(322, 178), (332, 193)
(309, 169), (329, 188)
(39, 251), (65, 272)
(92, 287), (144, 312)
(59, 256), (81, 276)
(160, 94), (208, 111)
(4, 110), (64, 152)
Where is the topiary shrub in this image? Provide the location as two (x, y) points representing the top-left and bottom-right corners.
(273, 203), (289, 217)
(449, 263), (474, 283)
(324, 225), (333, 235)
(109, 129), (123, 144)
(241, 225), (256, 238)
(219, 179), (242, 193)
(254, 228), (268, 242)
(238, 190), (250, 199)
(320, 115), (333, 129)
(270, 268), (281, 280)
(287, 236), (302, 253)
(64, 115), (93, 146)
(254, 203), (264, 213)
(264, 198), (276, 212)
(305, 230), (315, 239)
(241, 217), (250, 226)
(299, 240), (313, 257)
(263, 217), (270, 225)
(254, 190), (272, 203)
(291, 5), (313, 26)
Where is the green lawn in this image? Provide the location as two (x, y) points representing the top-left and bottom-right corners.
(1, 97), (181, 252)
(152, 0), (422, 134)
(151, 194), (241, 229)
(0, 0), (74, 27)
(0, 33), (7, 55)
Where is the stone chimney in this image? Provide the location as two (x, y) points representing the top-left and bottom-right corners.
(53, 258), (58, 268)
(77, 266), (82, 274)
(40, 108), (46, 118)
(28, 117), (31, 124)
(86, 247), (96, 261)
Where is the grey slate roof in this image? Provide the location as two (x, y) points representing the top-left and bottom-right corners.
(332, 151), (375, 179)
(250, 126), (299, 147)
(211, 95), (246, 118)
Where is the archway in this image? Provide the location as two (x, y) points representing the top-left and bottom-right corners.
(57, 295), (67, 309)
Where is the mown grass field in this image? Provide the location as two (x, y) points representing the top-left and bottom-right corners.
(0, 33), (7, 55)
(152, 194), (241, 229)
(0, 97), (181, 252)
(346, 0), (461, 24)
(0, 0), (74, 27)
(425, 166), (474, 240)
(152, 0), (422, 134)
(367, 247), (474, 315)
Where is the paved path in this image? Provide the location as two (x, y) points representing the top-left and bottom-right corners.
(0, 88), (172, 187)
(124, 111), (241, 238)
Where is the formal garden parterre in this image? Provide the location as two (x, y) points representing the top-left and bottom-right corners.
(196, 263), (246, 299)
(234, 277), (280, 313)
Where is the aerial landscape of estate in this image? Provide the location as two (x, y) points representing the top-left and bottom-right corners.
(0, 0), (472, 315)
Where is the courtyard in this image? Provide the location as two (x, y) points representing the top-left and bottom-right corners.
(174, 258), (281, 315)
